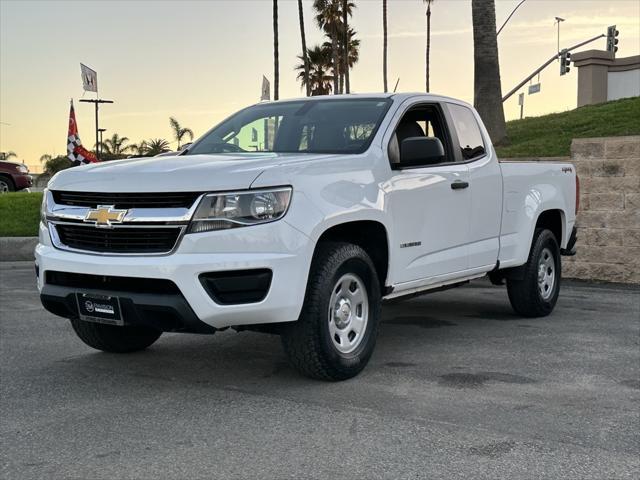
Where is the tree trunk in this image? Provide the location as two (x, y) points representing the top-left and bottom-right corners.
(343, 0), (350, 94)
(273, 0), (279, 100)
(332, 35), (340, 94)
(426, 4), (431, 92)
(298, 0), (311, 96)
(383, 0), (388, 92)
(472, 0), (506, 144)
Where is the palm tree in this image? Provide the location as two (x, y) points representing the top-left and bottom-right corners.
(0, 151), (17, 160)
(472, 0), (507, 144)
(423, 0), (434, 92)
(323, 28), (359, 87)
(98, 133), (131, 156)
(296, 45), (333, 96)
(39, 154), (52, 164)
(169, 117), (194, 150)
(273, 0), (279, 100)
(298, 0), (311, 96)
(128, 141), (148, 157)
(342, 0), (350, 93)
(144, 138), (171, 156)
(383, 0), (388, 92)
(314, 0), (346, 94)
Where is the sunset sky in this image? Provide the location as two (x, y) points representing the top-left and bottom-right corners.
(1, 0), (639, 171)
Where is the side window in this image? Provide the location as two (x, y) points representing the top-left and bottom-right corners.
(447, 104), (486, 160)
(388, 104), (450, 167)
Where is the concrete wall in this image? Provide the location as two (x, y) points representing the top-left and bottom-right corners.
(608, 69), (640, 102)
(506, 136), (640, 284)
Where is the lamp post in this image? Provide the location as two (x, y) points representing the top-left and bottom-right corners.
(98, 128), (106, 158)
(555, 17), (566, 57)
(79, 98), (113, 161)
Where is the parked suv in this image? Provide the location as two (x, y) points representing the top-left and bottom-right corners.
(0, 160), (32, 193)
(37, 94), (578, 380)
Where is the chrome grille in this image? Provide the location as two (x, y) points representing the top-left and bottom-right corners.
(51, 190), (202, 209)
(54, 224), (183, 254)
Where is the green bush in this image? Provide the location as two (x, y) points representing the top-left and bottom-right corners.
(43, 155), (73, 176)
(0, 192), (43, 237)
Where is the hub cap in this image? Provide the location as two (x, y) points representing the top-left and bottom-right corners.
(0, 180), (9, 194)
(328, 273), (368, 354)
(537, 247), (556, 300)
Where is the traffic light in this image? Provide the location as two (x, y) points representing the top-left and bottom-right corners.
(607, 25), (619, 55)
(560, 49), (571, 76)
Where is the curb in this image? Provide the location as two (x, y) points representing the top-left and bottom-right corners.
(0, 237), (38, 262)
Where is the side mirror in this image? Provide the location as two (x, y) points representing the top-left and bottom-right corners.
(399, 137), (445, 168)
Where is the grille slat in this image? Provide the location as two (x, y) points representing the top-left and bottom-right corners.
(56, 225), (181, 254)
(52, 190), (202, 209)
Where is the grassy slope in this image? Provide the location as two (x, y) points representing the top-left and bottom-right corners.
(0, 192), (43, 237)
(496, 97), (640, 158)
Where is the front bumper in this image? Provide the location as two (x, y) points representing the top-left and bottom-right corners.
(13, 173), (32, 190)
(36, 219), (313, 330)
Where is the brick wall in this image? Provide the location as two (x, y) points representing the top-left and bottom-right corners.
(505, 135), (640, 284)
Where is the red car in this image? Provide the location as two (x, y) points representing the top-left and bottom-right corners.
(0, 160), (32, 193)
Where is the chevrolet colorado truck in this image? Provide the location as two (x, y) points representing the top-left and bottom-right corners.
(37, 94), (578, 380)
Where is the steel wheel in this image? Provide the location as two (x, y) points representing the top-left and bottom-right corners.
(328, 273), (369, 354)
(537, 247), (555, 300)
(0, 179), (9, 194)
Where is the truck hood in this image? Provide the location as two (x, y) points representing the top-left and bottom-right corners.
(48, 153), (340, 192)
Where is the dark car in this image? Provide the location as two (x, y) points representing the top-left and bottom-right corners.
(0, 160), (32, 193)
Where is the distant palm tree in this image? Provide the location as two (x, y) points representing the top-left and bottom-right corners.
(1, 151), (17, 160)
(297, 0), (311, 96)
(423, 0), (434, 92)
(144, 138), (171, 156)
(169, 117), (194, 150)
(273, 0), (279, 100)
(296, 45), (333, 96)
(323, 28), (359, 86)
(342, 0), (350, 93)
(128, 141), (148, 157)
(472, 0), (506, 144)
(98, 133), (131, 156)
(383, 0), (388, 92)
(314, 0), (342, 94)
(39, 154), (52, 164)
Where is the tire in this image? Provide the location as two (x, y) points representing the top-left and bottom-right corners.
(507, 228), (561, 317)
(281, 242), (381, 381)
(70, 318), (162, 353)
(0, 176), (15, 194)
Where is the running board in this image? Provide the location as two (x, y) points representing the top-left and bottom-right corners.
(383, 273), (487, 302)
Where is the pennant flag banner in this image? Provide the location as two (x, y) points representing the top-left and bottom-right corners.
(80, 63), (98, 93)
(67, 100), (98, 165)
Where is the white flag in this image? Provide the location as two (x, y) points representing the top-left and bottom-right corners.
(260, 76), (270, 101)
(80, 63), (98, 93)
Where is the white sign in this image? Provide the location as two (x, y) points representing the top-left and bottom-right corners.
(260, 76), (270, 101)
(80, 63), (98, 93)
(528, 83), (541, 95)
(518, 93), (525, 106)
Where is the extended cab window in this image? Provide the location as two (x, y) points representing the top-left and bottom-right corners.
(447, 104), (486, 160)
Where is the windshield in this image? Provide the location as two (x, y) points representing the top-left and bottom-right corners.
(186, 98), (392, 156)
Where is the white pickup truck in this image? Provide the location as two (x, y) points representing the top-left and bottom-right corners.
(37, 93), (578, 380)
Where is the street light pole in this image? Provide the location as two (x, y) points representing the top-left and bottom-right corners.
(555, 17), (565, 57)
(497, 0), (527, 36)
(98, 128), (107, 158)
(79, 99), (113, 161)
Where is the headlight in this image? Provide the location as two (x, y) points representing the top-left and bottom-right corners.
(40, 189), (48, 223)
(188, 187), (292, 234)
(17, 164), (28, 174)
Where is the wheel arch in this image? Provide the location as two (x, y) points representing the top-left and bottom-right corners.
(313, 220), (390, 290)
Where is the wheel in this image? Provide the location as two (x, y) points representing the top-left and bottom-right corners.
(0, 176), (15, 194)
(507, 229), (561, 317)
(70, 318), (162, 353)
(281, 242), (381, 381)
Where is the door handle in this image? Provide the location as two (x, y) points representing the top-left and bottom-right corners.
(451, 180), (469, 190)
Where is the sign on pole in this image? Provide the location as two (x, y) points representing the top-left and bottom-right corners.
(518, 93), (524, 106)
(80, 63), (98, 93)
(260, 76), (270, 101)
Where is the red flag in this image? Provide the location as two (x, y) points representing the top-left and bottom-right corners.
(67, 99), (97, 165)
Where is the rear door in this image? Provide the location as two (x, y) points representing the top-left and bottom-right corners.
(446, 103), (502, 270)
(385, 101), (471, 285)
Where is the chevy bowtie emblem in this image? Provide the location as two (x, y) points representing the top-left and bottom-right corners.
(84, 205), (128, 228)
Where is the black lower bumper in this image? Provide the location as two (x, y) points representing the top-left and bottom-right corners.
(40, 284), (216, 334)
(560, 226), (578, 256)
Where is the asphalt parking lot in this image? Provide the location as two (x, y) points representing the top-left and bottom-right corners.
(1, 262), (638, 479)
